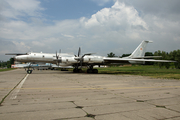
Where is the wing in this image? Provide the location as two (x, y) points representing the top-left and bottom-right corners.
(13, 64), (49, 68)
(103, 57), (176, 64)
(51, 64), (73, 68)
(52, 66), (73, 68)
(132, 56), (162, 59)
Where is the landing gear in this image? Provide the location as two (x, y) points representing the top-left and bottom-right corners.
(87, 69), (98, 74)
(73, 68), (82, 73)
(27, 70), (32, 74)
(26, 63), (33, 74)
(61, 68), (68, 71)
(73, 65), (98, 74)
(87, 65), (98, 74)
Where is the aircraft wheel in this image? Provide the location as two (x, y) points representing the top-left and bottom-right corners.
(87, 69), (98, 74)
(78, 69), (82, 73)
(73, 69), (79, 73)
(27, 70), (32, 74)
(87, 69), (92, 73)
(93, 69), (98, 74)
(73, 69), (77, 73)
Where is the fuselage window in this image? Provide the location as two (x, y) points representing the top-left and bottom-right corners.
(42, 55), (45, 58)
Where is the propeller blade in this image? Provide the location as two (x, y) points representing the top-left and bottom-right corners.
(59, 49), (61, 56)
(56, 51), (57, 59)
(78, 47), (81, 57)
(55, 50), (61, 66)
(75, 47), (93, 68)
(5, 53), (28, 56)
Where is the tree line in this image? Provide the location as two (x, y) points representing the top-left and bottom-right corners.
(0, 58), (14, 68)
(107, 49), (180, 69)
(153, 50), (180, 69)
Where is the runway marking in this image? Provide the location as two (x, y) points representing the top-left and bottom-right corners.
(10, 74), (29, 100)
(1, 85), (179, 91)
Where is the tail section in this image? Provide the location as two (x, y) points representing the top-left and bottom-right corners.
(128, 41), (152, 59)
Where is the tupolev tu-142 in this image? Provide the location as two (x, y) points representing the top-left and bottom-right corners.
(6, 41), (176, 74)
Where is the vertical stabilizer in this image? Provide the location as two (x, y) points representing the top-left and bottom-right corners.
(128, 41), (152, 59)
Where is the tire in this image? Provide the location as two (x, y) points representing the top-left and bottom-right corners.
(87, 69), (93, 73)
(27, 70), (32, 74)
(93, 69), (98, 74)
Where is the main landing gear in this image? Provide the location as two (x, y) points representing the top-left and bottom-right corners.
(87, 69), (98, 73)
(73, 65), (98, 74)
(87, 65), (98, 73)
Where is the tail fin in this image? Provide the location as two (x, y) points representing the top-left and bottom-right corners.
(128, 41), (152, 59)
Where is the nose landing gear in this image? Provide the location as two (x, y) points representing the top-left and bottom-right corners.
(27, 70), (32, 74)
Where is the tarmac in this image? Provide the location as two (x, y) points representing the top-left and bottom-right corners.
(0, 69), (180, 120)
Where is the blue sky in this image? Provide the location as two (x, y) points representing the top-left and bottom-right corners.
(1, 0), (180, 61)
(40, 0), (114, 20)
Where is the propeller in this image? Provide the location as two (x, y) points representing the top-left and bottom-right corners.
(74, 47), (94, 68)
(55, 49), (61, 66)
(78, 47), (81, 57)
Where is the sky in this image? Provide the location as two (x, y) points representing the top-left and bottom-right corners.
(1, 0), (180, 61)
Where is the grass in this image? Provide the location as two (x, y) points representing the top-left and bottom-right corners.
(0, 68), (16, 72)
(97, 65), (180, 79)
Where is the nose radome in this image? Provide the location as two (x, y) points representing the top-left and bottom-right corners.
(13, 56), (17, 61)
(14, 56), (22, 60)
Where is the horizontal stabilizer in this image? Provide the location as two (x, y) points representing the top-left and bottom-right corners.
(132, 56), (162, 59)
(104, 57), (177, 63)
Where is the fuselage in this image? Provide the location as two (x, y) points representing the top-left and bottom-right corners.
(15, 52), (56, 63)
(15, 52), (106, 66)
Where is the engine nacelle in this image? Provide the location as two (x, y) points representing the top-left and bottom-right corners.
(61, 57), (77, 64)
(84, 56), (103, 63)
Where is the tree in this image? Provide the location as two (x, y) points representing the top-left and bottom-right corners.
(145, 52), (154, 65)
(171, 49), (180, 69)
(154, 50), (180, 69)
(7, 64), (11, 68)
(6, 60), (11, 68)
(154, 50), (163, 68)
(10, 58), (14, 64)
(121, 53), (131, 58)
(1, 62), (6, 68)
(107, 52), (116, 57)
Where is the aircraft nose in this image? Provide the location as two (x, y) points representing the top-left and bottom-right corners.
(13, 56), (17, 61)
(14, 56), (21, 61)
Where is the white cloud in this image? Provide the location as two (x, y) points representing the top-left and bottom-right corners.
(1, 0), (180, 61)
(0, 0), (44, 19)
(85, 2), (148, 30)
